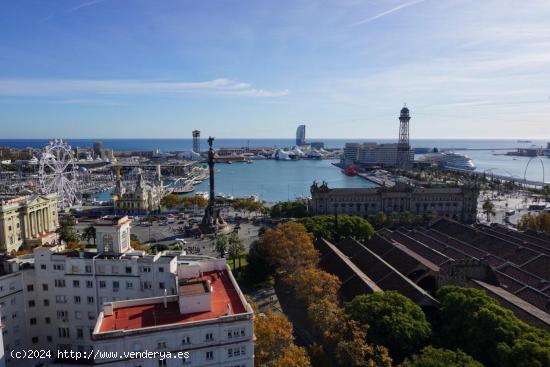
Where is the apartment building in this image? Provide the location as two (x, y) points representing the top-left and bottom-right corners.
(0, 216), (251, 367)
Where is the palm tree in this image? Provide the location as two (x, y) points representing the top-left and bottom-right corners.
(215, 234), (228, 258)
(227, 232), (245, 272)
(482, 198), (496, 222)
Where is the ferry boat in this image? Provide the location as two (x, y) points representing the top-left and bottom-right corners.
(421, 152), (476, 171)
(343, 166), (358, 176)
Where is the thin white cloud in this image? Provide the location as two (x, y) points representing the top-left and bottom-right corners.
(68, 0), (108, 13)
(0, 78), (289, 98)
(39, 0), (109, 23)
(351, 0), (426, 26)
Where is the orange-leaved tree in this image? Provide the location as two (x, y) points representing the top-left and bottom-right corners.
(262, 222), (319, 274)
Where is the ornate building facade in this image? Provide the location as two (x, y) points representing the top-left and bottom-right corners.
(113, 166), (163, 214)
(0, 193), (58, 253)
(309, 182), (479, 223)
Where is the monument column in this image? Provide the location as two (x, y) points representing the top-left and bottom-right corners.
(30, 213), (35, 237)
(38, 209), (43, 234)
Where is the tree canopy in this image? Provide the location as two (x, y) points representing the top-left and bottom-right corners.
(254, 309), (311, 367)
(435, 286), (550, 367)
(285, 267), (341, 306)
(270, 200), (308, 218)
(160, 194), (181, 208)
(298, 214), (374, 242)
(262, 222), (319, 273)
(399, 347), (483, 367)
(345, 291), (432, 362)
(517, 211), (550, 233)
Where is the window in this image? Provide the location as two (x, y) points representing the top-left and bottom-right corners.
(32, 337), (38, 344)
(56, 295), (68, 304)
(143, 281), (152, 289)
(125, 267), (132, 274)
(30, 318), (37, 325)
(71, 265), (79, 273)
(75, 311), (82, 320)
(45, 317), (51, 324)
(205, 333), (213, 342)
(76, 328), (84, 339)
(126, 282), (133, 289)
(99, 281), (106, 288)
(86, 280), (93, 288)
(158, 360), (166, 367)
(157, 341), (167, 350)
(85, 265), (92, 273)
(43, 299), (50, 306)
(88, 312), (95, 321)
(159, 282), (165, 289)
(58, 328), (70, 338)
(40, 264), (46, 270)
(42, 284), (48, 291)
(74, 296), (81, 304)
(73, 280), (80, 288)
(28, 300), (35, 307)
(87, 296), (94, 304)
(205, 351), (213, 361)
(113, 281), (120, 290)
(181, 336), (191, 345)
(158, 267), (164, 273)
(55, 279), (66, 288)
(47, 336), (52, 342)
(27, 284), (34, 292)
(57, 311), (68, 320)
(143, 267), (151, 273)
(53, 264), (64, 271)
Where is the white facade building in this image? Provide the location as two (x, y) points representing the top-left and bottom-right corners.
(342, 142), (414, 167)
(0, 216), (252, 367)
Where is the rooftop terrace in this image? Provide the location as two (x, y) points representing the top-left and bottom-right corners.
(98, 270), (247, 333)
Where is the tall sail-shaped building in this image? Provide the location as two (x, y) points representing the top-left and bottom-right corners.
(296, 124), (306, 146)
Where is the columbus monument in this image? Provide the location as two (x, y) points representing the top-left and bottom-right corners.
(200, 136), (226, 233)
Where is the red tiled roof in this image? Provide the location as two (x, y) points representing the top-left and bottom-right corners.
(99, 271), (246, 332)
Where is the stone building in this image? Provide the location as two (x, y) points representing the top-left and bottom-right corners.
(113, 166), (163, 214)
(0, 193), (58, 253)
(309, 181), (479, 223)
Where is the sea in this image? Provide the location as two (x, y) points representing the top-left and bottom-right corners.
(1, 138), (548, 202)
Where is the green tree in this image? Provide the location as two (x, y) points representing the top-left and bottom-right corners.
(56, 216), (79, 244)
(215, 233), (227, 258)
(298, 214), (374, 242)
(346, 291), (432, 362)
(435, 286), (550, 367)
(370, 211), (388, 229)
(227, 232), (245, 271)
(270, 200), (308, 218)
(399, 347), (483, 367)
(482, 198), (496, 222)
(82, 225), (96, 245)
(245, 239), (274, 283)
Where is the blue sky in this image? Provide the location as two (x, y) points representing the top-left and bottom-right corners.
(1, 0), (549, 139)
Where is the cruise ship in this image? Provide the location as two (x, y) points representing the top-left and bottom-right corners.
(421, 152), (476, 171)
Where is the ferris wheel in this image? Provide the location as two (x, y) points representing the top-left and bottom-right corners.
(39, 139), (79, 209)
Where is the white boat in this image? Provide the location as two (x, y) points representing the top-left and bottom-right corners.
(421, 152), (476, 171)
